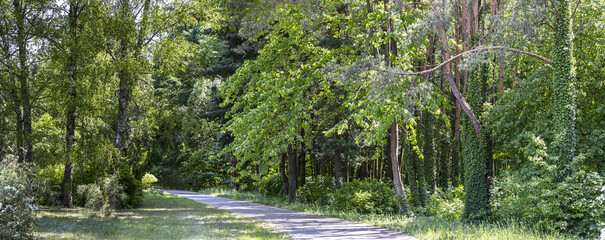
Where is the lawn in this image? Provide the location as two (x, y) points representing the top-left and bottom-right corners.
(35, 191), (291, 240)
(200, 188), (577, 240)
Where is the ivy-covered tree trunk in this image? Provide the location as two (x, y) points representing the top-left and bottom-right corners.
(462, 65), (491, 222)
(415, 130), (428, 207)
(438, 129), (449, 189)
(423, 110), (435, 193)
(551, 0), (576, 181)
(404, 131), (420, 207)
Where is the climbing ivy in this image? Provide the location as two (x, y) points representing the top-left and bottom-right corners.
(462, 65), (491, 222)
(550, 0), (577, 181)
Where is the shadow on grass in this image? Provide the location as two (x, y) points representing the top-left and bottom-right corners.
(36, 192), (290, 240)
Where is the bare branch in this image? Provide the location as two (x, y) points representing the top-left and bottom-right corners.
(383, 46), (551, 78)
(571, 0), (581, 20)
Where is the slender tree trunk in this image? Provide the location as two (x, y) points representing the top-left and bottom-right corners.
(287, 144), (297, 202)
(404, 130), (420, 207)
(280, 153), (288, 196)
(390, 120), (409, 213)
(230, 156), (237, 191)
(0, 26), (22, 163)
(14, 0), (33, 164)
(299, 145), (306, 187)
(414, 133), (427, 207)
(334, 146), (344, 189)
(423, 110), (435, 193)
(62, 0), (80, 208)
(15, 98), (23, 163)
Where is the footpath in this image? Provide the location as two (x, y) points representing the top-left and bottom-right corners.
(163, 189), (417, 240)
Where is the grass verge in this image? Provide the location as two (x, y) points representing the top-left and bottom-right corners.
(199, 188), (577, 240)
(35, 191), (291, 240)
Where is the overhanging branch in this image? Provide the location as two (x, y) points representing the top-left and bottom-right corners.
(389, 46), (551, 77)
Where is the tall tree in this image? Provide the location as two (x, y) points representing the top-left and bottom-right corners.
(551, 0), (576, 181)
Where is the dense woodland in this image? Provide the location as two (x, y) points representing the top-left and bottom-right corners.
(1, 0), (604, 239)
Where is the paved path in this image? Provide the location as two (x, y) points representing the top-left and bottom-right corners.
(163, 189), (417, 240)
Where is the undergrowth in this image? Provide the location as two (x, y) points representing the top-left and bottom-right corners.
(200, 188), (579, 240)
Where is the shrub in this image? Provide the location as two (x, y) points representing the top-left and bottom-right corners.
(296, 175), (335, 205)
(36, 164), (64, 206)
(492, 170), (605, 238)
(0, 160), (37, 240)
(142, 173), (158, 189)
(333, 178), (398, 214)
(118, 164), (144, 209)
(426, 186), (464, 221)
(77, 175), (125, 216)
(258, 173), (284, 196)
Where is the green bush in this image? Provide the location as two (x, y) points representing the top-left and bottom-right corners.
(36, 164), (64, 206)
(426, 186), (464, 221)
(492, 170), (605, 238)
(296, 175), (335, 205)
(258, 173), (284, 196)
(0, 160), (37, 240)
(77, 175), (125, 216)
(333, 178), (398, 214)
(118, 164), (144, 209)
(142, 173), (158, 189)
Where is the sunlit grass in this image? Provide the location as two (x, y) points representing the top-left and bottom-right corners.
(200, 188), (577, 240)
(35, 191), (291, 240)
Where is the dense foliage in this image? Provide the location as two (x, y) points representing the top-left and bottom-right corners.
(0, 0), (603, 238)
(0, 160), (37, 240)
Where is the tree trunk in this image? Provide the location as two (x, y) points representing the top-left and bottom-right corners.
(551, 0), (576, 181)
(404, 130), (420, 207)
(15, 102), (23, 163)
(390, 120), (409, 213)
(14, 0), (33, 164)
(299, 145), (306, 187)
(230, 156), (237, 191)
(287, 144), (297, 202)
(62, 0), (79, 209)
(423, 110), (435, 193)
(462, 65), (491, 222)
(280, 153), (288, 196)
(334, 146), (344, 189)
(62, 163), (74, 207)
(414, 135), (427, 207)
(0, 25), (22, 163)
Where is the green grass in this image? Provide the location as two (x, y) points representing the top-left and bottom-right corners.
(200, 188), (578, 240)
(35, 191), (291, 240)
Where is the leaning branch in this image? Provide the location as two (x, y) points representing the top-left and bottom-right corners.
(375, 45), (550, 135)
(390, 46), (551, 77)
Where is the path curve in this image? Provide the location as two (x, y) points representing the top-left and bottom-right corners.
(163, 189), (417, 240)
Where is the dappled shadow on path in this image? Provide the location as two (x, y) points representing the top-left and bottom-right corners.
(165, 189), (417, 240)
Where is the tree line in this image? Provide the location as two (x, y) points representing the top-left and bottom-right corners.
(0, 0), (603, 238)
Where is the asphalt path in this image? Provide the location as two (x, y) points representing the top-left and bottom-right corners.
(163, 189), (418, 240)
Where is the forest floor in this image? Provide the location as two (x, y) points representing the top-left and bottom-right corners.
(35, 191), (290, 239)
(198, 188), (578, 240)
(164, 189), (417, 240)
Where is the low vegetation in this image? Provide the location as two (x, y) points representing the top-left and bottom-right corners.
(35, 191), (290, 240)
(201, 188), (576, 240)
